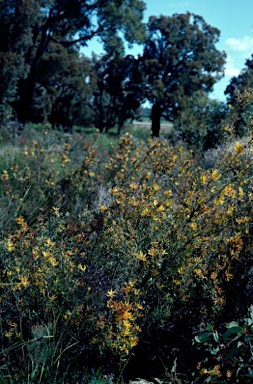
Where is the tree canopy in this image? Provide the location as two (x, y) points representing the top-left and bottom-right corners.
(225, 55), (253, 136)
(0, 3), (229, 139)
(141, 13), (226, 137)
(0, 0), (146, 130)
(88, 53), (144, 133)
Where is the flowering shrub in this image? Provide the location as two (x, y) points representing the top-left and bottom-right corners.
(1, 127), (253, 381)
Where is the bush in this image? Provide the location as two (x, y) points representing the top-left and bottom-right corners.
(1, 127), (253, 381)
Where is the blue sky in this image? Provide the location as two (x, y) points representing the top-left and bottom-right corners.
(82, 0), (253, 102)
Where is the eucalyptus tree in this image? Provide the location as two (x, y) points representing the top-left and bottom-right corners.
(89, 53), (145, 133)
(0, 0), (39, 123)
(0, 0), (146, 131)
(141, 13), (226, 137)
(225, 55), (253, 136)
(30, 42), (93, 130)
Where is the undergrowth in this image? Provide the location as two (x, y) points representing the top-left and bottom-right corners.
(1, 122), (253, 383)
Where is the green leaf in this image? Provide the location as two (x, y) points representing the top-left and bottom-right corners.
(226, 321), (239, 328)
(223, 326), (243, 341)
(223, 347), (240, 364)
(195, 331), (213, 343)
(213, 330), (219, 342)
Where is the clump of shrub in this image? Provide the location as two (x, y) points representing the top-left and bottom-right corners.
(1, 126), (253, 382)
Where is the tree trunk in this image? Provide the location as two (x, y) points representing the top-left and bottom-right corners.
(16, 24), (50, 132)
(151, 103), (161, 137)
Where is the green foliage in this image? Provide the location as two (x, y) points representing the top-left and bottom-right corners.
(88, 54), (144, 133)
(0, 0), (39, 123)
(173, 91), (228, 151)
(195, 305), (253, 382)
(226, 83), (253, 137)
(225, 55), (253, 136)
(0, 0), (146, 129)
(141, 13), (226, 137)
(31, 43), (93, 130)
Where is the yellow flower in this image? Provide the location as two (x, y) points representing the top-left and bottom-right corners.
(164, 189), (172, 197)
(238, 187), (244, 197)
(141, 208), (149, 217)
(133, 288), (141, 296)
(148, 248), (156, 257)
(107, 289), (116, 298)
(153, 199), (159, 207)
(129, 182), (138, 191)
(48, 257), (58, 267)
(111, 186), (120, 195)
(210, 272), (218, 279)
(45, 238), (55, 247)
(123, 320), (132, 330)
(129, 336), (138, 348)
(223, 185), (236, 198)
(193, 269), (204, 278)
(211, 169), (221, 181)
(136, 251), (147, 262)
(234, 142), (244, 154)
(120, 344), (129, 354)
(16, 216), (25, 225)
(190, 222), (197, 231)
(212, 365), (222, 377)
(225, 270), (233, 281)
(2, 170), (9, 181)
(200, 174), (207, 185)
(121, 328), (131, 337)
(116, 308), (134, 322)
(48, 295), (57, 302)
(157, 204), (165, 212)
(129, 197), (138, 207)
(99, 205), (107, 213)
(7, 321), (17, 328)
(153, 184), (160, 191)
(19, 277), (29, 288)
(78, 264), (87, 272)
(43, 251), (51, 258)
(6, 240), (15, 252)
(226, 370), (233, 378)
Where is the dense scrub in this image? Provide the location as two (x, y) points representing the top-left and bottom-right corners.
(1, 126), (253, 383)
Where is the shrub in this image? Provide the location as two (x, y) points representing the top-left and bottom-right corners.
(1, 127), (253, 381)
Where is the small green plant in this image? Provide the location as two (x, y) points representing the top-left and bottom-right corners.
(195, 305), (253, 383)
